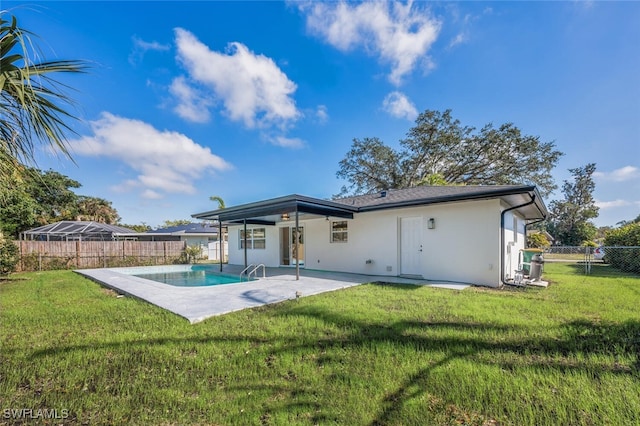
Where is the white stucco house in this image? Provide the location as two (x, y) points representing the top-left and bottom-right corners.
(192, 185), (547, 287)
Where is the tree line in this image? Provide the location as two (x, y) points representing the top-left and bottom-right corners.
(0, 166), (121, 238)
(337, 109), (563, 198)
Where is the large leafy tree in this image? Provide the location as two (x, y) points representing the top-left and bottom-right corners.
(75, 196), (120, 224)
(547, 163), (599, 245)
(0, 167), (120, 237)
(0, 165), (38, 237)
(25, 168), (81, 224)
(1, 12), (88, 180)
(336, 109), (563, 197)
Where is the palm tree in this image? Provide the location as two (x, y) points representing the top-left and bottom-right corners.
(209, 195), (225, 209)
(1, 12), (89, 180)
(76, 196), (120, 224)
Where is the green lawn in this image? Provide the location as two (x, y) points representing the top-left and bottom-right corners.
(1, 264), (638, 425)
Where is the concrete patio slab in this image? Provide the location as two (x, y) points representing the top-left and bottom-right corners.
(76, 265), (469, 324)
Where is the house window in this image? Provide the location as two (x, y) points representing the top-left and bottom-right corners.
(331, 221), (348, 243)
(239, 228), (266, 249)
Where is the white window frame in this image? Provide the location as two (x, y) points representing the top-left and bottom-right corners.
(330, 221), (348, 243)
(239, 228), (266, 249)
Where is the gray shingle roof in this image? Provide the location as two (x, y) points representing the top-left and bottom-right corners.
(192, 184), (547, 222)
(333, 185), (537, 210)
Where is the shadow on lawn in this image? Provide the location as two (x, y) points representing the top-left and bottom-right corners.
(19, 305), (640, 425)
(270, 306), (640, 425)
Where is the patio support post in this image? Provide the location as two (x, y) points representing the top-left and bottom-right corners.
(295, 209), (299, 281)
(219, 219), (223, 273)
(243, 219), (248, 269)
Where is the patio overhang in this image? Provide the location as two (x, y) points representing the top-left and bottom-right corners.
(192, 195), (356, 281)
(192, 194), (356, 224)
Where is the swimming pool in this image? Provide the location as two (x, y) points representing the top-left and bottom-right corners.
(133, 266), (252, 287)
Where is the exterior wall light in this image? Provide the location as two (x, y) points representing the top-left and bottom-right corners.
(427, 218), (436, 229)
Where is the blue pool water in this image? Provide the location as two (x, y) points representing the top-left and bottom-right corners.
(134, 266), (250, 287)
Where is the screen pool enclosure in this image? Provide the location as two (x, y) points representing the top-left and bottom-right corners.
(21, 221), (136, 241)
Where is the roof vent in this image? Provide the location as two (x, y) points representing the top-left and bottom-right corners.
(380, 190), (387, 198)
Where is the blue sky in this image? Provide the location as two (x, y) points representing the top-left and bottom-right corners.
(6, 1), (639, 228)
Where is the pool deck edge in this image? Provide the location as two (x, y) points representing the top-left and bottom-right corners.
(75, 266), (469, 324)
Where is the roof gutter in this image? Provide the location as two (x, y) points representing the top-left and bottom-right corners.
(524, 217), (546, 237)
(500, 192), (541, 287)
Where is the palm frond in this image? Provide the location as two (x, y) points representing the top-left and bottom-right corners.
(0, 11), (90, 180)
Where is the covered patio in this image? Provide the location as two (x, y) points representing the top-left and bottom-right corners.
(192, 195), (358, 280)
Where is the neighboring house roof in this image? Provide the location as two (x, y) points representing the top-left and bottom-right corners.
(21, 221), (136, 241)
(144, 223), (221, 236)
(112, 223), (224, 240)
(192, 185), (547, 224)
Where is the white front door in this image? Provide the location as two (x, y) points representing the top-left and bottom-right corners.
(400, 217), (423, 277)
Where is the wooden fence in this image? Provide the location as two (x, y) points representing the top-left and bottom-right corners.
(15, 240), (188, 271)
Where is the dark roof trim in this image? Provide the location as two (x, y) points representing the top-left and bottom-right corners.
(192, 194), (356, 222)
(228, 219), (277, 226)
(356, 185), (542, 213)
(192, 186), (547, 223)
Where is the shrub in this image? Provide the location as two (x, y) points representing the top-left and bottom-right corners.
(527, 233), (550, 249)
(184, 245), (203, 264)
(106, 256), (155, 268)
(20, 252), (39, 271)
(604, 223), (640, 273)
(0, 234), (19, 276)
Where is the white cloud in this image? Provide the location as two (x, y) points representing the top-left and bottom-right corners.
(133, 37), (170, 52)
(169, 76), (212, 123)
(270, 136), (305, 149)
(382, 91), (418, 120)
(596, 199), (633, 210)
(173, 28), (300, 128)
(594, 166), (640, 182)
(315, 105), (329, 124)
(129, 35), (170, 65)
(448, 32), (467, 49)
(141, 189), (163, 200)
(69, 112), (232, 199)
(299, 1), (441, 86)
(110, 179), (139, 194)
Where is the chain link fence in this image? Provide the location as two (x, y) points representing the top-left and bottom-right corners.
(544, 246), (640, 274)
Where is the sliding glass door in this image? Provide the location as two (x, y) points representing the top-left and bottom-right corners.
(280, 226), (304, 267)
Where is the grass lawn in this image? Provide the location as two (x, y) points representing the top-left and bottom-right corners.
(1, 263), (638, 425)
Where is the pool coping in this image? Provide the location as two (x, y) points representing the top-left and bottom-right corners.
(75, 265), (469, 324)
